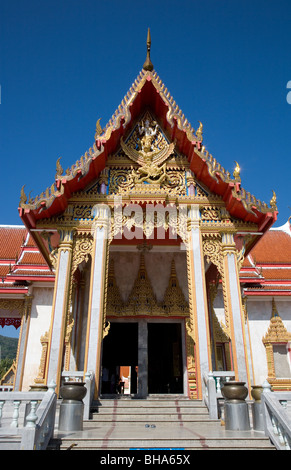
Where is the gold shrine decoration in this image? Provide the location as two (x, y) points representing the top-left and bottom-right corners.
(233, 161), (241, 182)
(71, 232), (94, 274)
(107, 168), (188, 197)
(0, 298), (25, 314)
(110, 202), (189, 245)
(106, 254), (189, 318)
(262, 299), (291, 390)
(34, 331), (49, 385)
(119, 112), (175, 186)
(185, 245), (197, 399)
(202, 235), (223, 275)
(0, 296), (33, 325)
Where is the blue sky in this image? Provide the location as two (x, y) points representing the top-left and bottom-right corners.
(1, 0), (291, 231)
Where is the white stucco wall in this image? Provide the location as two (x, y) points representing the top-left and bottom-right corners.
(22, 287), (53, 390)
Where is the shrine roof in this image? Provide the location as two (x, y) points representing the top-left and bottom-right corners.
(0, 226), (54, 290)
(261, 268), (291, 280)
(18, 32), (277, 260)
(241, 220), (291, 296)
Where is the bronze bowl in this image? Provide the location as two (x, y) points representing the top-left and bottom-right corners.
(221, 381), (248, 402)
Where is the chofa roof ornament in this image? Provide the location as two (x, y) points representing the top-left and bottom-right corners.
(143, 28), (154, 72)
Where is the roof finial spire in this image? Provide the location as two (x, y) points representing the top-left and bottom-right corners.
(143, 28), (154, 71)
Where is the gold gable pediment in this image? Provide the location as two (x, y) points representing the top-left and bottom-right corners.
(81, 111), (210, 200)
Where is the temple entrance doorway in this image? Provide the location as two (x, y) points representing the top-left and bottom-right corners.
(101, 320), (185, 397)
(148, 322), (183, 394)
(101, 322), (138, 395)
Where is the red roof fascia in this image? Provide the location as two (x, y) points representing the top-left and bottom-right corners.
(8, 275), (55, 282)
(245, 290), (291, 296)
(0, 288), (29, 294)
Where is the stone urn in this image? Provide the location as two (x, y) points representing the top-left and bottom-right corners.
(60, 381), (87, 403)
(59, 381), (87, 432)
(251, 385), (263, 402)
(221, 381), (248, 402)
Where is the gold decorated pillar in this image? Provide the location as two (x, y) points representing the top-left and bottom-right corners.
(46, 229), (74, 392)
(83, 204), (111, 399)
(187, 205), (211, 399)
(221, 233), (251, 389)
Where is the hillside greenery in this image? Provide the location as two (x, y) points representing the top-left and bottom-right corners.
(0, 335), (18, 380)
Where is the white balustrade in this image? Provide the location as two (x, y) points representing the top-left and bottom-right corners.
(261, 381), (291, 450)
(0, 381), (57, 450)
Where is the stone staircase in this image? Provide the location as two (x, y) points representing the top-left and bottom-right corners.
(53, 397), (275, 450)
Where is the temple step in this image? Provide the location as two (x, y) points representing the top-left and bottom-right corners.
(54, 398), (275, 450)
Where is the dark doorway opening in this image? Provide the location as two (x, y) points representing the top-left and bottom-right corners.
(101, 322), (138, 395)
(148, 323), (183, 394)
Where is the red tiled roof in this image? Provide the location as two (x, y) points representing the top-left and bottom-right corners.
(0, 226), (26, 260)
(0, 266), (10, 277)
(0, 226), (53, 288)
(250, 230), (291, 265)
(17, 251), (47, 266)
(261, 268), (291, 280)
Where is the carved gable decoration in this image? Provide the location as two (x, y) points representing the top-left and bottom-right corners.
(161, 260), (189, 315)
(102, 111), (207, 198)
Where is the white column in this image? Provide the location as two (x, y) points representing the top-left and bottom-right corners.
(14, 293), (33, 390)
(221, 233), (250, 388)
(187, 205), (211, 398)
(84, 204), (110, 398)
(46, 230), (73, 390)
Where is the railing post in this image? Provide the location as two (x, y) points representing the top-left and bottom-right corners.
(262, 379), (271, 394)
(207, 372), (219, 419)
(11, 401), (21, 428)
(0, 401), (4, 427)
(25, 401), (38, 428)
(47, 381), (57, 394)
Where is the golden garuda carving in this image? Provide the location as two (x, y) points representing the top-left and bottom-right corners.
(120, 117), (175, 184)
